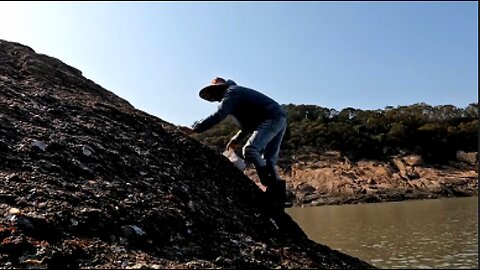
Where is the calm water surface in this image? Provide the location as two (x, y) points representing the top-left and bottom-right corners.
(287, 197), (478, 269)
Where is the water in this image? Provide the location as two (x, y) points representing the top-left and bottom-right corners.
(287, 197), (478, 269)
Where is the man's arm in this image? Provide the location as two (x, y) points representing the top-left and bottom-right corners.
(192, 90), (239, 133)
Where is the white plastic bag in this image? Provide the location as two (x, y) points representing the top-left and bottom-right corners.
(223, 148), (246, 171)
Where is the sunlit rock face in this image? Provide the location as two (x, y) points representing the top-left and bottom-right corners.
(278, 152), (477, 207)
(0, 39), (374, 269)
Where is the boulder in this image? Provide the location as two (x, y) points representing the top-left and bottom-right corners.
(456, 151), (478, 165)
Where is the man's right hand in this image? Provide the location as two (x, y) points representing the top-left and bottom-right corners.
(226, 140), (238, 150)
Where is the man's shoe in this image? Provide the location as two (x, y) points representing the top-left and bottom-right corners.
(256, 165), (275, 187)
(273, 180), (287, 208)
(265, 180), (287, 211)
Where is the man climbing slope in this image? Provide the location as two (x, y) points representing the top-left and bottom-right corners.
(181, 77), (288, 210)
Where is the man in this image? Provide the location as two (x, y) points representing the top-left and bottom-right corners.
(182, 77), (287, 209)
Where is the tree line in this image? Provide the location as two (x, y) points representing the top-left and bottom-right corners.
(192, 103), (478, 165)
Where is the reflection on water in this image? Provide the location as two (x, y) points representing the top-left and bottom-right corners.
(287, 197), (478, 269)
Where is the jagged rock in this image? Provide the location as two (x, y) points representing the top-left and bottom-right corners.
(0, 39), (373, 269)
(8, 208), (21, 215)
(302, 193), (322, 204)
(82, 145), (94, 156)
(456, 151), (477, 165)
(392, 157), (408, 175)
(31, 140), (47, 151)
(296, 182), (316, 193)
(406, 170), (420, 180)
(403, 155), (423, 166)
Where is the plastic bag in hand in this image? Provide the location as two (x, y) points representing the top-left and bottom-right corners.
(222, 148), (246, 171)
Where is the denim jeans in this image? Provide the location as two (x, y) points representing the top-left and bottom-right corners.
(242, 116), (287, 178)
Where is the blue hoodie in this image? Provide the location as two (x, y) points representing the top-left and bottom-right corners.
(192, 80), (286, 141)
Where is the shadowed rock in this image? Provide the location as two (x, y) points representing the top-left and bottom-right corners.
(0, 39), (374, 268)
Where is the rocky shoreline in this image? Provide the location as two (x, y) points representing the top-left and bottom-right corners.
(245, 151), (477, 207)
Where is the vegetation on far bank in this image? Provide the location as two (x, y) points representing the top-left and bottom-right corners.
(192, 102), (478, 167)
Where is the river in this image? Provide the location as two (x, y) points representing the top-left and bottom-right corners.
(286, 197), (478, 269)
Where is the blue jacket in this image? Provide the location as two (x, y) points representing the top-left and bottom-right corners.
(192, 80), (286, 141)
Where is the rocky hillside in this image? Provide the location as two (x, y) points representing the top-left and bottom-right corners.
(277, 152), (477, 207)
(0, 40), (374, 268)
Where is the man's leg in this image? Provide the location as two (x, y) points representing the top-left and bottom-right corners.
(243, 118), (286, 186)
(264, 117), (287, 179)
(263, 118), (287, 209)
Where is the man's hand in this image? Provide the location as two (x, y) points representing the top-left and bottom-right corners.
(177, 126), (195, 135)
(226, 139), (238, 150)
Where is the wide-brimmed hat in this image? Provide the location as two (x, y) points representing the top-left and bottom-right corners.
(199, 77), (229, 101)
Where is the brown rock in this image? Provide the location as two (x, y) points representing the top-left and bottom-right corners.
(456, 151), (478, 165)
(403, 155), (423, 166)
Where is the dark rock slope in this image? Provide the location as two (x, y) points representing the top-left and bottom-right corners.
(0, 39), (373, 269)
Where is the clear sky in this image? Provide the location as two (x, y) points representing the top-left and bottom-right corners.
(0, 1), (477, 126)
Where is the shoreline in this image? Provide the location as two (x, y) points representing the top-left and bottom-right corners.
(244, 152), (478, 209)
(286, 192), (478, 208)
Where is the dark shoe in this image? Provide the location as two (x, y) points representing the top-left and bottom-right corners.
(265, 180), (287, 211)
(274, 180), (287, 207)
(256, 165), (275, 187)
(276, 180), (287, 205)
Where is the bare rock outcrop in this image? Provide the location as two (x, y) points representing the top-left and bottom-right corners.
(277, 152), (477, 206)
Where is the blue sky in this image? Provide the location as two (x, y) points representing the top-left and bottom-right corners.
(0, 2), (477, 126)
